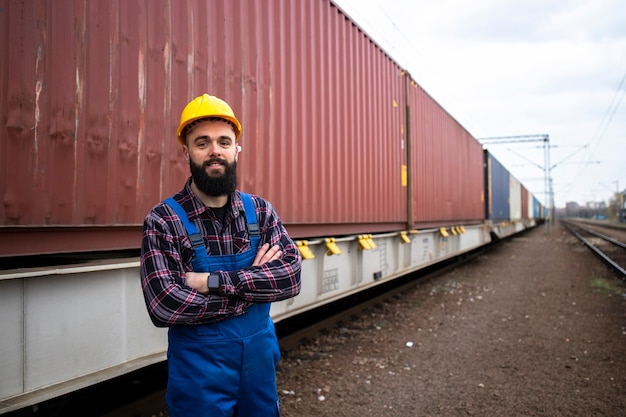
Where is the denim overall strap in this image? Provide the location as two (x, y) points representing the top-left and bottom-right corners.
(164, 197), (206, 265)
(240, 192), (261, 250)
(164, 193), (260, 272)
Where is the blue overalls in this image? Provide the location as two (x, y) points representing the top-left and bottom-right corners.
(163, 194), (280, 417)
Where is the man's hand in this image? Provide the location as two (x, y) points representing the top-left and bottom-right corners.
(185, 271), (209, 294)
(253, 243), (282, 266)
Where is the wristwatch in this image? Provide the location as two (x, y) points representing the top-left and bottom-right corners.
(207, 273), (221, 294)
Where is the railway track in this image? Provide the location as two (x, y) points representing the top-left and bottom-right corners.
(561, 219), (626, 279)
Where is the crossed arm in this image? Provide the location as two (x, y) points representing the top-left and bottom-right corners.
(184, 243), (282, 293)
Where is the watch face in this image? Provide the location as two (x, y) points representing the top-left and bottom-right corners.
(208, 273), (220, 290)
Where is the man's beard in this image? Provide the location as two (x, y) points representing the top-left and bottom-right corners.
(190, 157), (238, 197)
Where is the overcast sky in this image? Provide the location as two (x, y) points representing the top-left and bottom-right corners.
(333, 0), (626, 209)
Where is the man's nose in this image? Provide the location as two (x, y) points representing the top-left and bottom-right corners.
(207, 141), (222, 156)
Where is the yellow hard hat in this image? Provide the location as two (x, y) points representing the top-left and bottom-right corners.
(176, 94), (242, 144)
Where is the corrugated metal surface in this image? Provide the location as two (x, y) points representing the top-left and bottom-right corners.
(237, 0), (407, 236)
(408, 83), (484, 227)
(484, 151), (510, 221)
(1, 1), (181, 228)
(533, 196), (541, 219)
(0, 0), (407, 256)
(522, 186), (530, 219)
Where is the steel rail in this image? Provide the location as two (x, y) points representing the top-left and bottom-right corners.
(581, 229), (626, 249)
(561, 221), (626, 278)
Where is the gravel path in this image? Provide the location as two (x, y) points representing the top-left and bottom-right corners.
(276, 221), (626, 416)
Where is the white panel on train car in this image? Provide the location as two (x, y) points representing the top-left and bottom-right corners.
(510, 177), (522, 220)
(437, 235), (454, 259)
(358, 243), (384, 284)
(412, 234), (435, 265)
(122, 267), (168, 360)
(270, 251), (320, 321)
(0, 279), (24, 400)
(320, 241), (355, 296)
(459, 227), (486, 249)
(398, 237), (413, 271)
(378, 237), (401, 277)
(24, 273), (126, 389)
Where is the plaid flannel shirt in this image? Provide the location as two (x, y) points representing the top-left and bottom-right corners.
(140, 179), (302, 327)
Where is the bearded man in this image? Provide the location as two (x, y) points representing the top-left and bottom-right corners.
(140, 94), (302, 417)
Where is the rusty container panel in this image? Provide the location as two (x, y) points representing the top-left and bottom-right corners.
(407, 83), (484, 227)
(234, 0), (407, 238)
(0, 0), (406, 256)
(521, 185), (529, 219)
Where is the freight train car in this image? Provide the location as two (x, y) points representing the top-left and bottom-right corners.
(483, 150), (543, 239)
(0, 0), (541, 413)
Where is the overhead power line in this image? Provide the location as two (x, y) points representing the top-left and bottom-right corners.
(588, 70), (626, 155)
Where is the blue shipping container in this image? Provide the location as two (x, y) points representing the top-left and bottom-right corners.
(533, 196), (541, 218)
(484, 151), (511, 221)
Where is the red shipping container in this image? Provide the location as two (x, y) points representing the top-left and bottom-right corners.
(0, 0), (407, 256)
(521, 185), (529, 219)
(407, 83), (484, 227)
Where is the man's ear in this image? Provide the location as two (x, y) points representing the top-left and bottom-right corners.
(182, 144), (190, 160)
(235, 144), (241, 162)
